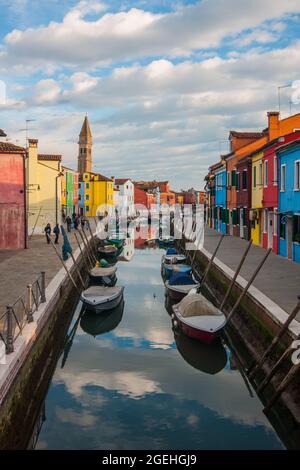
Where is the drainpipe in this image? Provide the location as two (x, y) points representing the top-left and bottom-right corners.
(23, 150), (28, 249)
(56, 172), (63, 225)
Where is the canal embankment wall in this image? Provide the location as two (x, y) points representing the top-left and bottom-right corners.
(0, 232), (97, 449)
(176, 228), (300, 448)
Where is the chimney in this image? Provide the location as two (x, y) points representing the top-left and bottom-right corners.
(268, 112), (280, 141)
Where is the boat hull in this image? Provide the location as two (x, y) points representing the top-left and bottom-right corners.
(89, 273), (117, 286)
(173, 312), (220, 344)
(82, 291), (123, 314)
(166, 287), (186, 301)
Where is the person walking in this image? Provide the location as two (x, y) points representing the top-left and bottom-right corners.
(53, 223), (60, 244)
(74, 216), (79, 230)
(81, 216), (86, 230)
(66, 215), (72, 232)
(44, 223), (51, 244)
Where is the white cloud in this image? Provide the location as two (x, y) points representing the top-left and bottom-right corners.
(2, 0), (300, 68)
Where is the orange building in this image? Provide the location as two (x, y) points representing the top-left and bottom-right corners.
(224, 112), (300, 236)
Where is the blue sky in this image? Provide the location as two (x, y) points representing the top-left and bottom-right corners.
(1, 0), (300, 189)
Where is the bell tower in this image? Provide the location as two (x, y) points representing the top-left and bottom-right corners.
(78, 115), (92, 174)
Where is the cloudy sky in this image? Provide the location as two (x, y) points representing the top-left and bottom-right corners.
(1, 0), (300, 190)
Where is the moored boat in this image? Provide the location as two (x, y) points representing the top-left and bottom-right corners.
(163, 263), (192, 279)
(98, 244), (119, 259)
(81, 285), (124, 313)
(89, 265), (117, 286)
(165, 272), (199, 301)
(172, 293), (227, 344)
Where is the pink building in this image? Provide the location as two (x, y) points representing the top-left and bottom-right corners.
(0, 139), (27, 250)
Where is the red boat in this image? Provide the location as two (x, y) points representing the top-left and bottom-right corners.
(172, 293), (227, 344)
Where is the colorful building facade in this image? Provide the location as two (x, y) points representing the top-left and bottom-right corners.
(80, 172), (114, 217)
(26, 139), (62, 235)
(277, 139), (300, 263)
(62, 166), (79, 217)
(0, 140), (27, 250)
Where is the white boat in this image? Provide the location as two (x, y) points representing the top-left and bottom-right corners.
(89, 266), (117, 286)
(172, 293), (227, 344)
(81, 286), (124, 313)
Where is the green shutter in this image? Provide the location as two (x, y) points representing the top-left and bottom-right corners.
(231, 170), (236, 187)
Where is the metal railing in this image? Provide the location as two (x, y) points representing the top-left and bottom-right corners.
(0, 272), (46, 355)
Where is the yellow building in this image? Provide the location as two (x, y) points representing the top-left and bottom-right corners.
(81, 172), (114, 217)
(26, 139), (62, 235)
(251, 151), (264, 246)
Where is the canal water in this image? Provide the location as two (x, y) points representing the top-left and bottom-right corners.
(34, 239), (284, 450)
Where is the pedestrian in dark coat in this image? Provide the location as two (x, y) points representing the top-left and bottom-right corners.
(74, 216), (79, 230)
(66, 216), (72, 232)
(44, 223), (51, 244)
(53, 224), (60, 244)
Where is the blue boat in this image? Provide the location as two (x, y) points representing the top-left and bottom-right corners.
(163, 263), (192, 279)
(165, 272), (199, 301)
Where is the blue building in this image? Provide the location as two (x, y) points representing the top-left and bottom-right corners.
(215, 162), (227, 234)
(277, 139), (300, 264)
(78, 180), (85, 216)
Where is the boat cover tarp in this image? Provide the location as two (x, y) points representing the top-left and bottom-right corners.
(169, 272), (197, 286)
(90, 266), (117, 277)
(177, 293), (222, 318)
(83, 285), (123, 299)
(99, 245), (117, 253)
(166, 248), (177, 255)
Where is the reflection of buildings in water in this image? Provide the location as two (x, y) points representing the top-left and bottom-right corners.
(229, 355), (237, 371)
(80, 300), (124, 337)
(119, 228), (135, 261)
(135, 224), (158, 249)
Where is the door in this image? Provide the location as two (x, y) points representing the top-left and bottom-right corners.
(268, 211), (273, 249)
(229, 211), (233, 236)
(239, 208), (244, 238)
(287, 216), (293, 260)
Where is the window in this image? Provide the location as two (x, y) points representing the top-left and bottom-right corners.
(280, 164), (286, 192)
(264, 209), (268, 233)
(227, 171), (230, 188)
(78, 194), (81, 201)
(293, 215), (300, 243)
(242, 170), (247, 190)
(85, 195), (89, 201)
(86, 205), (89, 212)
(253, 166), (257, 188)
(274, 156), (278, 185)
(259, 162), (263, 186)
(236, 172), (240, 191)
(86, 183), (90, 189)
(264, 160), (268, 187)
(294, 160), (300, 190)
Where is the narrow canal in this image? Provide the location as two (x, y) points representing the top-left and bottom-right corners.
(34, 237), (284, 450)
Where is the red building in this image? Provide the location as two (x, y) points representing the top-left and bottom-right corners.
(262, 129), (300, 253)
(0, 139), (27, 250)
(134, 186), (156, 209)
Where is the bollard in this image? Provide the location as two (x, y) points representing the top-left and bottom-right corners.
(41, 271), (46, 303)
(6, 305), (14, 354)
(27, 284), (34, 322)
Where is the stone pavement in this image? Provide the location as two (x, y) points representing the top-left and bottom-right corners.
(202, 226), (300, 318)
(0, 220), (97, 314)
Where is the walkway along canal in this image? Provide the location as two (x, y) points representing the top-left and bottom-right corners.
(1, 223), (299, 449)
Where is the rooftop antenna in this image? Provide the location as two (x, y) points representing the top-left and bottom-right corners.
(19, 119), (36, 148)
(278, 84), (292, 115)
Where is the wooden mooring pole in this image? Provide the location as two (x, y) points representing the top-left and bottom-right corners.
(264, 361), (300, 412)
(248, 298), (300, 378)
(226, 248), (272, 323)
(198, 234), (225, 291)
(49, 240), (80, 292)
(220, 239), (253, 312)
(74, 231), (90, 273)
(77, 229), (94, 268)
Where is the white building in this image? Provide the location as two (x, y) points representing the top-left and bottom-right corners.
(114, 179), (135, 217)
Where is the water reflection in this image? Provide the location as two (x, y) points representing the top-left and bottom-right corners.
(80, 301), (124, 337)
(174, 332), (228, 375)
(34, 243), (284, 450)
